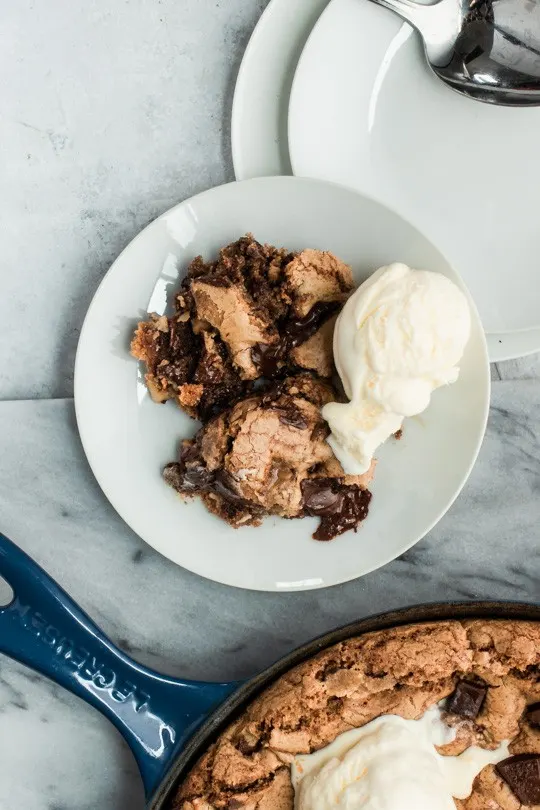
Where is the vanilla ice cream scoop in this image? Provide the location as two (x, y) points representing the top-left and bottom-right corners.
(323, 263), (471, 474)
(292, 708), (508, 810)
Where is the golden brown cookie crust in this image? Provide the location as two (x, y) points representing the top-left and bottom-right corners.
(171, 620), (540, 810)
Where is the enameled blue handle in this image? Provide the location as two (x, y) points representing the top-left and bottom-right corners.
(0, 533), (239, 799)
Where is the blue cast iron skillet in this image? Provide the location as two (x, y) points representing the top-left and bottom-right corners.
(0, 531), (539, 809)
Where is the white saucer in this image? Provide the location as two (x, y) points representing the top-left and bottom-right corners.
(288, 0), (540, 362)
(75, 177), (489, 592)
(232, 0), (330, 180)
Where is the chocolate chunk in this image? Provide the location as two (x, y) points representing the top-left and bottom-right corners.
(163, 449), (213, 492)
(311, 422), (331, 443)
(164, 454), (243, 504)
(162, 462), (185, 491)
(179, 461), (213, 491)
(163, 437), (257, 515)
(527, 702), (540, 728)
(272, 407), (308, 430)
(496, 755), (540, 805)
(302, 478), (372, 541)
(394, 429), (403, 440)
(158, 320), (201, 386)
(302, 478), (345, 516)
(213, 470), (244, 503)
(447, 680), (487, 719)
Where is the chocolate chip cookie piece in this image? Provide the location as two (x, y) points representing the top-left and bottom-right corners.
(163, 374), (374, 538)
(173, 620), (540, 810)
(131, 313), (248, 421)
(131, 236), (354, 420)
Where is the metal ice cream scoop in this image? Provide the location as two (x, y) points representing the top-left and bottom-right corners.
(368, 0), (540, 105)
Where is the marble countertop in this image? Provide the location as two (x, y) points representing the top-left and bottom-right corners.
(1, 1), (539, 808)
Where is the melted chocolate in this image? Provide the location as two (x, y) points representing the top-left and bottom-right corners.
(282, 302), (340, 348)
(251, 342), (287, 378)
(251, 302), (340, 378)
(192, 334), (250, 421)
(301, 478), (345, 516)
(301, 478), (372, 542)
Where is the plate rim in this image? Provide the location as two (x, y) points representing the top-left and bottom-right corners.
(231, 0), (330, 181)
(74, 175), (490, 592)
(231, 0), (289, 180)
(286, 0), (540, 363)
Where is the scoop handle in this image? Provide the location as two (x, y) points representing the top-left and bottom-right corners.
(0, 532), (238, 799)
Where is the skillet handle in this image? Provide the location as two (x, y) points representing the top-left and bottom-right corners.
(0, 533), (238, 799)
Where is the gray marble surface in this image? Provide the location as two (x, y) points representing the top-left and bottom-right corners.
(0, 387), (539, 809)
(1, 0), (266, 400)
(1, 1), (540, 808)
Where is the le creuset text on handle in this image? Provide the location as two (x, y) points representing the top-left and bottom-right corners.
(0, 533), (238, 799)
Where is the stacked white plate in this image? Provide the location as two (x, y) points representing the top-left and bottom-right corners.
(232, 0), (540, 362)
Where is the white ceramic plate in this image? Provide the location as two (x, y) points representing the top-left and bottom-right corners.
(288, 0), (540, 362)
(231, 0), (330, 180)
(75, 177), (489, 592)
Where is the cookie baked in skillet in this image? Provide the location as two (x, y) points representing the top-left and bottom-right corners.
(173, 620), (540, 809)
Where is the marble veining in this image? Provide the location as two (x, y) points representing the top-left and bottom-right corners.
(0, 388), (538, 809)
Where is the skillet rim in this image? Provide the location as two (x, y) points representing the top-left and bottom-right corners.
(151, 599), (540, 809)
